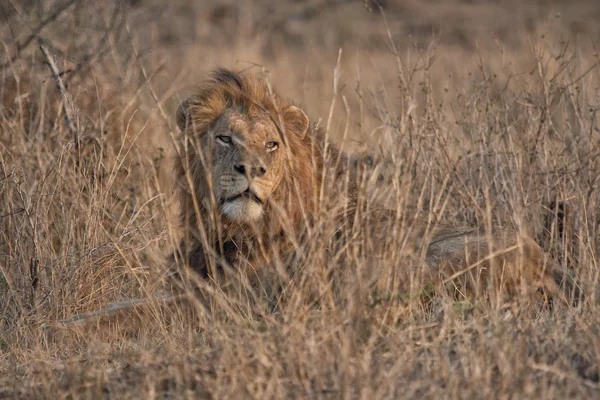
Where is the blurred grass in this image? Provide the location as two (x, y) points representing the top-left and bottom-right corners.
(1, 0), (600, 398)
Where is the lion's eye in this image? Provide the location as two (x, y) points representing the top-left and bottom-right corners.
(216, 135), (232, 145)
(265, 141), (279, 152)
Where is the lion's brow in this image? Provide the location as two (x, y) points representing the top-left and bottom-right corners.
(228, 89), (288, 145)
(229, 118), (248, 133)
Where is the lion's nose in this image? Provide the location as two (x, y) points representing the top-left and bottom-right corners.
(234, 164), (266, 178)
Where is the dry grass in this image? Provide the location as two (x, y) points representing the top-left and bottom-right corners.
(1, 0), (600, 398)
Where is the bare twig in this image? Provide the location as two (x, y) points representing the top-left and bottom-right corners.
(64, 3), (127, 84)
(1, 0), (81, 69)
(0, 207), (25, 221)
(39, 42), (79, 138)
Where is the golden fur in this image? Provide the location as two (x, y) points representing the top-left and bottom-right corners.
(173, 68), (580, 304)
(174, 68), (344, 280)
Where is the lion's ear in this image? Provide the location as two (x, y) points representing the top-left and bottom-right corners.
(176, 98), (191, 132)
(283, 106), (309, 139)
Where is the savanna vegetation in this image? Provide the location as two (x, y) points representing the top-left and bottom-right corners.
(1, 0), (599, 398)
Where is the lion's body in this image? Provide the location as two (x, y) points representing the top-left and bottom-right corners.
(173, 68), (578, 304)
(425, 227), (559, 299)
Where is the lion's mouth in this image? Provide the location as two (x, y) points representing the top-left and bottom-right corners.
(223, 189), (264, 205)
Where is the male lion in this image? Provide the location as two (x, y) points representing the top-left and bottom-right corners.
(172, 68), (580, 305)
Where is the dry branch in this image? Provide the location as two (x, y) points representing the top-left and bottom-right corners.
(39, 42), (79, 137)
(0, 0), (81, 69)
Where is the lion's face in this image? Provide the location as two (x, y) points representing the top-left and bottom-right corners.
(177, 69), (312, 227)
(207, 108), (286, 222)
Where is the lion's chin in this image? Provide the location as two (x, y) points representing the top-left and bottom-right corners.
(221, 198), (264, 222)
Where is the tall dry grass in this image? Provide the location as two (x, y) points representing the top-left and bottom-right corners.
(1, 0), (599, 398)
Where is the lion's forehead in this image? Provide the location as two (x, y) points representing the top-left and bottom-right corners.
(227, 111), (276, 143)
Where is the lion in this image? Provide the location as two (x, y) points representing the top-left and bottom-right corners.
(171, 68), (581, 305)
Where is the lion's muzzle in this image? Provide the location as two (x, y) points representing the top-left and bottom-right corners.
(223, 188), (264, 205)
(218, 173), (267, 222)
